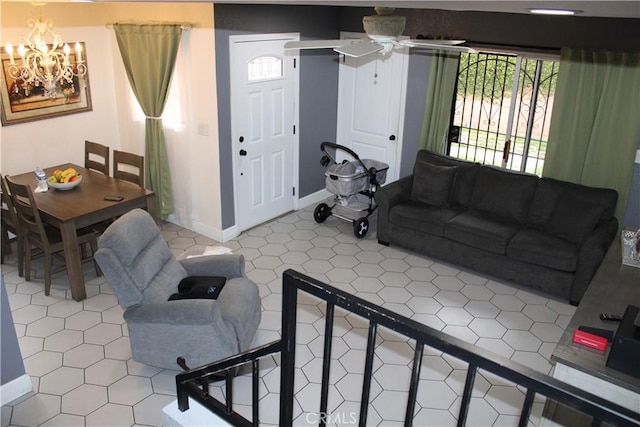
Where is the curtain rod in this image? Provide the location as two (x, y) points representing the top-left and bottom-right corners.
(106, 22), (194, 30)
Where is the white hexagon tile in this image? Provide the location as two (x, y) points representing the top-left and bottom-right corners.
(2, 203), (575, 426)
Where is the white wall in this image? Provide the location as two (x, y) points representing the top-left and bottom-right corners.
(0, 3), (225, 239)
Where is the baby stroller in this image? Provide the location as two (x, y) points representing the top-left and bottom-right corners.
(314, 142), (388, 238)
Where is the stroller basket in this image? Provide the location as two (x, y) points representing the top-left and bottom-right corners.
(325, 159), (388, 196)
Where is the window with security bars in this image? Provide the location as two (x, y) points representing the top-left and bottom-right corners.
(448, 52), (559, 175)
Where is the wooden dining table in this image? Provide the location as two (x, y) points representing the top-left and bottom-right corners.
(9, 163), (155, 301)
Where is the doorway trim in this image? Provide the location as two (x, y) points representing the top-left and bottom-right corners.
(229, 32), (300, 233)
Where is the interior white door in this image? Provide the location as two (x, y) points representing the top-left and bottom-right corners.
(230, 34), (298, 232)
(336, 32), (409, 183)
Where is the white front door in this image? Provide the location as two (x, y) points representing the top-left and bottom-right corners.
(230, 34), (299, 232)
(336, 32), (409, 183)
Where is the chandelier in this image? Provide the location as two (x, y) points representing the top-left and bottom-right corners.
(5, 15), (86, 98)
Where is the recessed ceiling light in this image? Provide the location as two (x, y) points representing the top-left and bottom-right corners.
(529, 8), (581, 16)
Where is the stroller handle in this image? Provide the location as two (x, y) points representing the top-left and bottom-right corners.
(320, 142), (377, 181)
(320, 142), (360, 160)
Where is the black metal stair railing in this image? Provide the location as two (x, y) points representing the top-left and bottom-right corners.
(175, 269), (640, 427)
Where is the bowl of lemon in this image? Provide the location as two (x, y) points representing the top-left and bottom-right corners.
(47, 168), (82, 190)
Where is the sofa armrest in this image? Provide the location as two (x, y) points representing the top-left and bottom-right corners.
(374, 175), (414, 244)
(571, 218), (619, 304)
(179, 254), (246, 279)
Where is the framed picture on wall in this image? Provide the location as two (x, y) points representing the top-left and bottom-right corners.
(0, 42), (92, 126)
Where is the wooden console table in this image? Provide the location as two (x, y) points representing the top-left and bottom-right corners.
(542, 236), (640, 424)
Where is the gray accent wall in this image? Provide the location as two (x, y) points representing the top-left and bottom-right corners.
(1, 277), (25, 388)
(214, 5), (340, 229)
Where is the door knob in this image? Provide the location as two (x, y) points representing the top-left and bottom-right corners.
(239, 149), (247, 156)
(389, 135), (396, 141)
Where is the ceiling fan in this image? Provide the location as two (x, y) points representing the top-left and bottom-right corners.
(284, 7), (475, 58)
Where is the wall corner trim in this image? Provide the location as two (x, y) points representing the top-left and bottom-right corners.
(1, 374), (32, 406)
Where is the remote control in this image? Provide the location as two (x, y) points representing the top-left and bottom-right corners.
(599, 313), (623, 321)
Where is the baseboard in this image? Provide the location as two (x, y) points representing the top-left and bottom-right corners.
(188, 219), (224, 243)
(165, 190), (330, 244)
(1, 374), (32, 406)
(219, 225), (240, 242)
(296, 189), (332, 211)
(165, 216), (239, 244)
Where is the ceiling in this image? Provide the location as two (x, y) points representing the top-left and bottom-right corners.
(3, 0), (639, 18)
(209, 0), (640, 18)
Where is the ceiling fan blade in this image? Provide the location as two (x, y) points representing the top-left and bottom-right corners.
(334, 42), (384, 58)
(400, 39), (476, 53)
(284, 40), (347, 50)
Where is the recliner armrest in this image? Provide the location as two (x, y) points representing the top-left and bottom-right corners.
(124, 299), (223, 325)
(179, 254), (246, 279)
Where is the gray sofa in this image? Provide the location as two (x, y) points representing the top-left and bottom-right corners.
(375, 150), (618, 305)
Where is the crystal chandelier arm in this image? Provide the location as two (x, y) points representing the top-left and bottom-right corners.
(5, 15), (87, 97)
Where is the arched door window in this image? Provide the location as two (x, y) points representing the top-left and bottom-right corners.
(248, 55), (283, 81)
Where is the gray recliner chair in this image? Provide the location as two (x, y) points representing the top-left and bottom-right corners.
(95, 208), (261, 370)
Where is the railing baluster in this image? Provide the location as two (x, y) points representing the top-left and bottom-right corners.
(518, 389), (536, 427)
(319, 301), (335, 427)
(359, 321), (378, 426)
(279, 273), (298, 427)
(457, 364), (477, 427)
(252, 359), (259, 426)
(404, 341), (424, 427)
(225, 369), (233, 414)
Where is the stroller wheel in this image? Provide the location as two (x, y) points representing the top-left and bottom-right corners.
(354, 218), (369, 238)
(314, 203), (331, 223)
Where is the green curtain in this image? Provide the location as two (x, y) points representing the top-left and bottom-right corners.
(543, 48), (640, 222)
(419, 52), (460, 153)
(113, 24), (182, 220)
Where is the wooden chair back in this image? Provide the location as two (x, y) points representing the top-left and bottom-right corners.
(113, 150), (144, 187)
(5, 176), (50, 248)
(1, 174), (22, 269)
(1, 174), (19, 233)
(85, 140), (110, 176)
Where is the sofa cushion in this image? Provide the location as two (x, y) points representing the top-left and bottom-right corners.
(445, 210), (521, 254)
(390, 201), (464, 236)
(410, 160), (458, 206)
(508, 228), (580, 272)
(528, 177), (618, 244)
(416, 150), (480, 207)
(469, 166), (539, 224)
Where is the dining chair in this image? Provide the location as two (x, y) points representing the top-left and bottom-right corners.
(113, 150), (144, 187)
(5, 176), (101, 295)
(85, 140), (110, 176)
(1, 174), (24, 276)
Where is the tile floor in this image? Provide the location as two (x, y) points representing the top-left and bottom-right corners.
(1, 204), (576, 426)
